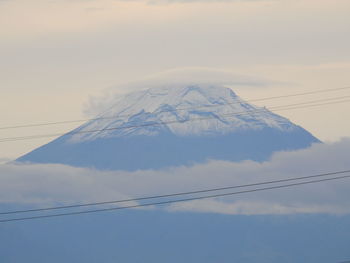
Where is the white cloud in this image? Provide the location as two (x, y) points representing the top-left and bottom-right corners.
(1, 138), (350, 215)
(167, 199), (348, 215)
(0, 158), (12, 165)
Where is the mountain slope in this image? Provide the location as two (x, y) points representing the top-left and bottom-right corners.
(17, 84), (320, 170)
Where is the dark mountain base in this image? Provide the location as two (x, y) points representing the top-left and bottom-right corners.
(17, 127), (320, 171)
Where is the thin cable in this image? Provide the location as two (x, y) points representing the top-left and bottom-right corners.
(267, 98), (350, 112)
(1, 174), (350, 223)
(1, 86), (349, 130)
(1, 169), (349, 215)
(1, 98), (350, 143)
(250, 86), (350, 102)
(2, 169), (350, 215)
(1, 98), (349, 142)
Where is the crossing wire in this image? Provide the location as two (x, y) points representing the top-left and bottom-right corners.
(0, 86), (349, 131)
(1, 97), (349, 143)
(1, 172), (350, 223)
(1, 169), (349, 216)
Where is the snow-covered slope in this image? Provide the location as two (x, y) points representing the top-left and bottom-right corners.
(70, 84), (296, 142)
(17, 84), (320, 170)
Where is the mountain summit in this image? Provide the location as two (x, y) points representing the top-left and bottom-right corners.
(18, 84), (320, 170)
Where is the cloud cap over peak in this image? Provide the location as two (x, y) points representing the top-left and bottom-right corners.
(83, 67), (276, 117)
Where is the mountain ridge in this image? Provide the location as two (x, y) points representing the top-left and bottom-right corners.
(17, 84), (320, 171)
(69, 84), (299, 142)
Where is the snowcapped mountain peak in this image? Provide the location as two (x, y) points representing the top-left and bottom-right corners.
(103, 84), (237, 114)
(69, 84), (295, 143)
(18, 83), (320, 171)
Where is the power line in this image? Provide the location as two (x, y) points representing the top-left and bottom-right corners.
(1, 169), (349, 215)
(250, 86), (350, 102)
(1, 173), (350, 223)
(1, 86), (349, 131)
(1, 97), (350, 143)
(1, 98), (349, 142)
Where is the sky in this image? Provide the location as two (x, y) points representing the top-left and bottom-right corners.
(0, 0), (350, 160)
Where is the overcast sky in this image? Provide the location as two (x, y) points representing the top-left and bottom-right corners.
(0, 0), (350, 159)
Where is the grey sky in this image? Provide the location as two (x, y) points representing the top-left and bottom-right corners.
(0, 0), (349, 159)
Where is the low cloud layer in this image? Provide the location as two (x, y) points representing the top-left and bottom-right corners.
(0, 158), (12, 165)
(1, 138), (350, 215)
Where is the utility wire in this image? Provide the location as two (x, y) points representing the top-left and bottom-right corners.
(1, 173), (350, 223)
(249, 86), (350, 102)
(1, 97), (350, 143)
(0, 86), (349, 131)
(1, 98), (349, 142)
(1, 169), (349, 216)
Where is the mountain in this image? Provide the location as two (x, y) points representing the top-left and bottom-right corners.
(17, 84), (320, 170)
